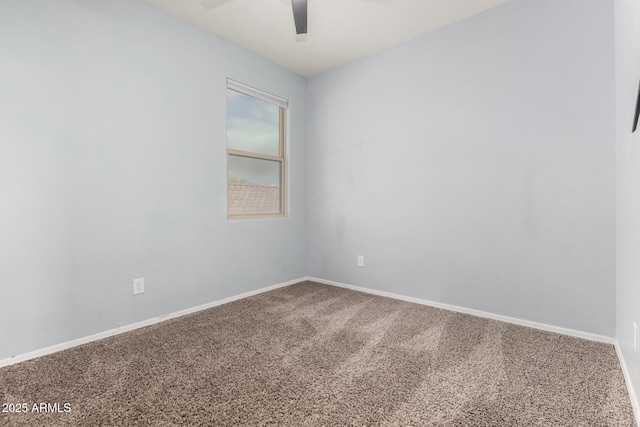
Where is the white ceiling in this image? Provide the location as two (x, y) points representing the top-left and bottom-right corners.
(143, 0), (512, 77)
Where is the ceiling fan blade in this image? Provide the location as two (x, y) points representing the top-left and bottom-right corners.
(199, 0), (234, 10)
(291, 0), (308, 35)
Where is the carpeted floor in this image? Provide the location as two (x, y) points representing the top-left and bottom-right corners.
(0, 281), (635, 426)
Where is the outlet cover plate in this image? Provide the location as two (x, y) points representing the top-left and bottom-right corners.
(133, 277), (144, 295)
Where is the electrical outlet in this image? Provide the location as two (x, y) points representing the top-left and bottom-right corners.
(133, 277), (144, 295)
(357, 255), (364, 268)
(634, 322), (637, 352)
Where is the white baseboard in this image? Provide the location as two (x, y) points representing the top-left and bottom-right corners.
(305, 276), (614, 345)
(0, 277), (304, 369)
(615, 341), (640, 425)
(0, 275), (616, 370)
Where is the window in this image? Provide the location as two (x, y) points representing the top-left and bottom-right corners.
(226, 79), (287, 219)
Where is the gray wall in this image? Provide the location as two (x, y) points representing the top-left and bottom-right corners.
(615, 0), (640, 409)
(307, 0), (616, 336)
(0, 0), (307, 360)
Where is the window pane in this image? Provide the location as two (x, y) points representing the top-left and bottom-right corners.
(227, 89), (280, 157)
(228, 155), (281, 216)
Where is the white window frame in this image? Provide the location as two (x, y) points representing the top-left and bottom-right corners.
(226, 79), (287, 220)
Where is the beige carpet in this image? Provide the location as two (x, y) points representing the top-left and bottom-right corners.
(0, 281), (635, 426)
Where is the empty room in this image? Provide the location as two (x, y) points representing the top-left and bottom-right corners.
(1, 0), (639, 425)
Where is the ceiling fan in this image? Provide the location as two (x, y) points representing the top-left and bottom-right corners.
(199, 0), (392, 36)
